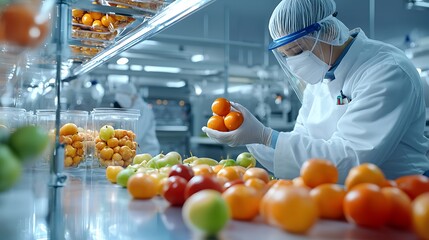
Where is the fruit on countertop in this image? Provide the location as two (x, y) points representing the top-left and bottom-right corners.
(412, 192), (429, 240)
(182, 189), (230, 236)
(9, 125), (49, 161)
(0, 145), (22, 192)
(59, 123), (86, 167)
(95, 125), (137, 167)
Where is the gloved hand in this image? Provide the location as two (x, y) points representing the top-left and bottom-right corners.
(202, 102), (273, 147)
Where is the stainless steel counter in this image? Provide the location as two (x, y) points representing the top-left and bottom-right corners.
(0, 168), (418, 240)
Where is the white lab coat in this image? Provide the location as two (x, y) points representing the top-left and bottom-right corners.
(248, 29), (429, 183)
(133, 98), (160, 156)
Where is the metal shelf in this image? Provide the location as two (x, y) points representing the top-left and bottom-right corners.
(65, 0), (216, 80)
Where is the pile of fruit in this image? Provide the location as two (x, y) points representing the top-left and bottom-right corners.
(59, 123), (86, 167)
(207, 98), (243, 132)
(105, 152), (429, 239)
(95, 125), (137, 167)
(0, 125), (49, 192)
(104, 0), (165, 12)
(71, 7), (134, 32)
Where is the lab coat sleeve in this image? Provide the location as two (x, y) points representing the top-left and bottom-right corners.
(246, 144), (274, 172)
(274, 63), (419, 183)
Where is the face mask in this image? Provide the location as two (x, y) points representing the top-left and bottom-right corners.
(286, 50), (330, 85)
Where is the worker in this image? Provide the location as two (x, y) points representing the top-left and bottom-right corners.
(114, 83), (160, 156)
(202, 0), (429, 183)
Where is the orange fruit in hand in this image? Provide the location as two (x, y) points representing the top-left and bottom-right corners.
(224, 111), (244, 131)
(310, 184), (346, 220)
(343, 183), (390, 228)
(345, 163), (385, 191)
(395, 175), (429, 200)
(300, 158), (338, 188)
(412, 192), (429, 240)
(211, 98), (231, 116)
(207, 115), (228, 132)
(381, 187), (412, 229)
(262, 185), (318, 233)
(222, 185), (260, 221)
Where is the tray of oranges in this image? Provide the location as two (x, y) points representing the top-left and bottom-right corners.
(99, 0), (170, 15)
(71, 8), (134, 43)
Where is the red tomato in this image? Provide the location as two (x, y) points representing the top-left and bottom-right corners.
(184, 175), (223, 199)
(163, 176), (188, 207)
(395, 175), (429, 200)
(169, 164), (194, 181)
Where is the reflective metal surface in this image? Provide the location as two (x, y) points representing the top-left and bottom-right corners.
(0, 168), (419, 240)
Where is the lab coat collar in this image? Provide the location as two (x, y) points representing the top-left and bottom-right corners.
(326, 28), (367, 98)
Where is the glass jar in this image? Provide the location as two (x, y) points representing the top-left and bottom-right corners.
(0, 107), (27, 131)
(91, 108), (140, 168)
(35, 109), (89, 168)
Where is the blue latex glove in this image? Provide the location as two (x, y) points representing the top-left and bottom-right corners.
(202, 102), (273, 147)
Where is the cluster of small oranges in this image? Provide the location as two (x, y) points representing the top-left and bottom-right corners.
(71, 8), (133, 31)
(207, 98), (243, 132)
(95, 128), (137, 167)
(59, 123), (86, 167)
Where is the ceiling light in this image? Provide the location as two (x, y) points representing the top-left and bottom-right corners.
(191, 54), (204, 62)
(166, 80), (186, 88)
(130, 65), (144, 71)
(144, 66), (181, 73)
(116, 57), (129, 65)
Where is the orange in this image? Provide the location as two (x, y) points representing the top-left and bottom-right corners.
(231, 165), (246, 178)
(212, 164), (223, 174)
(90, 12), (103, 20)
(72, 9), (84, 18)
(310, 184), (346, 220)
(292, 176), (310, 189)
(217, 167), (241, 182)
(224, 111), (244, 131)
(192, 164), (214, 176)
(395, 175), (429, 200)
(262, 185), (318, 233)
(269, 179), (293, 189)
(345, 163), (385, 191)
(243, 167), (270, 183)
(106, 165), (124, 183)
(244, 178), (267, 195)
(101, 15), (114, 27)
(211, 97), (231, 116)
(207, 115), (228, 132)
(222, 185), (260, 221)
(381, 187), (412, 230)
(412, 192), (429, 240)
(1, 4), (50, 48)
(127, 173), (157, 199)
(59, 123), (78, 136)
(300, 158), (338, 188)
(81, 13), (93, 26)
(343, 183), (390, 228)
(381, 179), (397, 188)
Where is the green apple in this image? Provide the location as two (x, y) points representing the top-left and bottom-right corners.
(182, 189), (230, 236)
(0, 145), (22, 192)
(116, 168), (135, 187)
(219, 159), (237, 167)
(8, 125), (49, 161)
(99, 125), (115, 141)
(236, 152), (256, 168)
(165, 151), (182, 163)
(183, 156), (198, 164)
(133, 153), (152, 165)
(146, 152), (181, 169)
